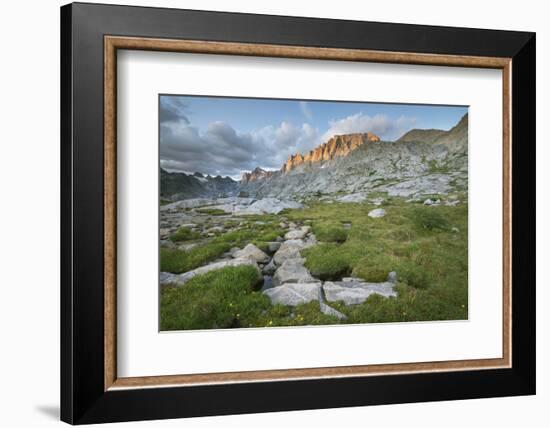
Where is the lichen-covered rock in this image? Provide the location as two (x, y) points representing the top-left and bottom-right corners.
(368, 208), (386, 218)
(337, 193), (367, 203)
(234, 198), (303, 215)
(323, 280), (397, 305)
(273, 240), (306, 265)
(160, 272), (180, 286)
(232, 243), (269, 263)
(273, 259), (316, 285)
(284, 229), (307, 240)
(263, 283), (320, 306)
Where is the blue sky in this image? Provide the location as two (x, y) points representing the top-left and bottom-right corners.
(160, 95), (467, 179)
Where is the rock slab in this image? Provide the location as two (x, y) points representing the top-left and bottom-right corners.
(368, 208), (386, 218)
(284, 229), (307, 240)
(162, 258), (260, 287)
(323, 280), (397, 305)
(232, 243), (269, 263)
(273, 259), (316, 286)
(263, 283), (320, 306)
(273, 240), (306, 266)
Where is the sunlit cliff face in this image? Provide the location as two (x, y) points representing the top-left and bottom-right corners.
(281, 132), (380, 173)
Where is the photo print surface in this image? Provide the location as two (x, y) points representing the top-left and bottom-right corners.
(159, 95), (468, 331)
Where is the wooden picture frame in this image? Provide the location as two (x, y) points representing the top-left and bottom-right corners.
(61, 2), (535, 424)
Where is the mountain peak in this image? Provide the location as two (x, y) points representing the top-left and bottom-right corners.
(282, 132), (380, 173)
(397, 128), (446, 143)
(241, 166), (275, 183)
(397, 113), (468, 147)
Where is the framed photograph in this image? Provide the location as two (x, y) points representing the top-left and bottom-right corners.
(61, 2), (535, 424)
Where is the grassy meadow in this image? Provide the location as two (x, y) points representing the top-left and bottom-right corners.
(160, 195), (468, 331)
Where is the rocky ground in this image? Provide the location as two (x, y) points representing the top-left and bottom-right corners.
(159, 192), (468, 331)
(161, 202), (401, 320)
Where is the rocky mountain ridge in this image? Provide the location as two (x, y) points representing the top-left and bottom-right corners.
(240, 113), (468, 200)
(162, 113), (468, 202)
(161, 168), (239, 201)
(282, 132), (381, 173)
(397, 128), (446, 144)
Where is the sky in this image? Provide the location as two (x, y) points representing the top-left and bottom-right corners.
(159, 95), (467, 179)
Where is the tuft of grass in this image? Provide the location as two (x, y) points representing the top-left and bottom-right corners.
(312, 221), (348, 242)
(160, 243), (231, 273)
(223, 219), (240, 228)
(214, 223), (283, 248)
(302, 244), (351, 280)
(169, 227), (200, 242)
(160, 266), (266, 330)
(412, 207), (449, 231)
(196, 208), (227, 216)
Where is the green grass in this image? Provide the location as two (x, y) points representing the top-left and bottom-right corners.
(412, 207), (450, 231)
(169, 227), (200, 242)
(302, 243), (351, 280)
(223, 219), (240, 228)
(213, 223), (284, 250)
(160, 266), (265, 330)
(330, 282), (466, 323)
(312, 221), (348, 242)
(160, 266), (345, 330)
(196, 208), (228, 216)
(288, 198), (468, 316)
(160, 243), (231, 274)
(160, 216), (285, 274)
(160, 197), (468, 329)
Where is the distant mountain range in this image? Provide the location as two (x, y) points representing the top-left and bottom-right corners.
(161, 113), (468, 201)
(160, 169), (239, 201)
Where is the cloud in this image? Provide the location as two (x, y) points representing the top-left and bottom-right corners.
(160, 119), (320, 178)
(160, 96), (190, 125)
(299, 101), (313, 121)
(160, 110), (416, 178)
(322, 113), (416, 142)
